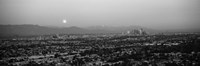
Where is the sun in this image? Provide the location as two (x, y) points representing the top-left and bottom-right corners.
(62, 19), (67, 24)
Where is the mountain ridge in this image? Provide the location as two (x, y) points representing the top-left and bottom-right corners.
(0, 24), (115, 37)
(1, 24), (191, 37)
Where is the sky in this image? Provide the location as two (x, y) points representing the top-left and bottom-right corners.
(0, 0), (200, 30)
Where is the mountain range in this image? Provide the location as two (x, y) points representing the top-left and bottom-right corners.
(0, 25), (106, 37)
(0, 24), (198, 37)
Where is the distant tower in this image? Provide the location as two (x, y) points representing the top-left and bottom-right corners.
(127, 31), (130, 34)
(139, 28), (143, 35)
(139, 28), (147, 35)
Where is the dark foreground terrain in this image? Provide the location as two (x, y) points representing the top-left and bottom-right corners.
(0, 33), (200, 66)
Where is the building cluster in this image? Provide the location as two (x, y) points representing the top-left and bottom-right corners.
(126, 28), (147, 35)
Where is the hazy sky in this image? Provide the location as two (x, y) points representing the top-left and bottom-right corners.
(0, 0), (200, 29)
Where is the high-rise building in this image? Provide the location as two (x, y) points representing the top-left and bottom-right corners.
(127, 30), (131, 34)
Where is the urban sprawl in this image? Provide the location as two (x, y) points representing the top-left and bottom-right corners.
(0, 29), (200, 66)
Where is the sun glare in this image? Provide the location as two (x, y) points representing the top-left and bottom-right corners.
(62, 19), (67, 24)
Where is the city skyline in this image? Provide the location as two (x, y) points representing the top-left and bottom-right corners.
(0, 0), (200, 66)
